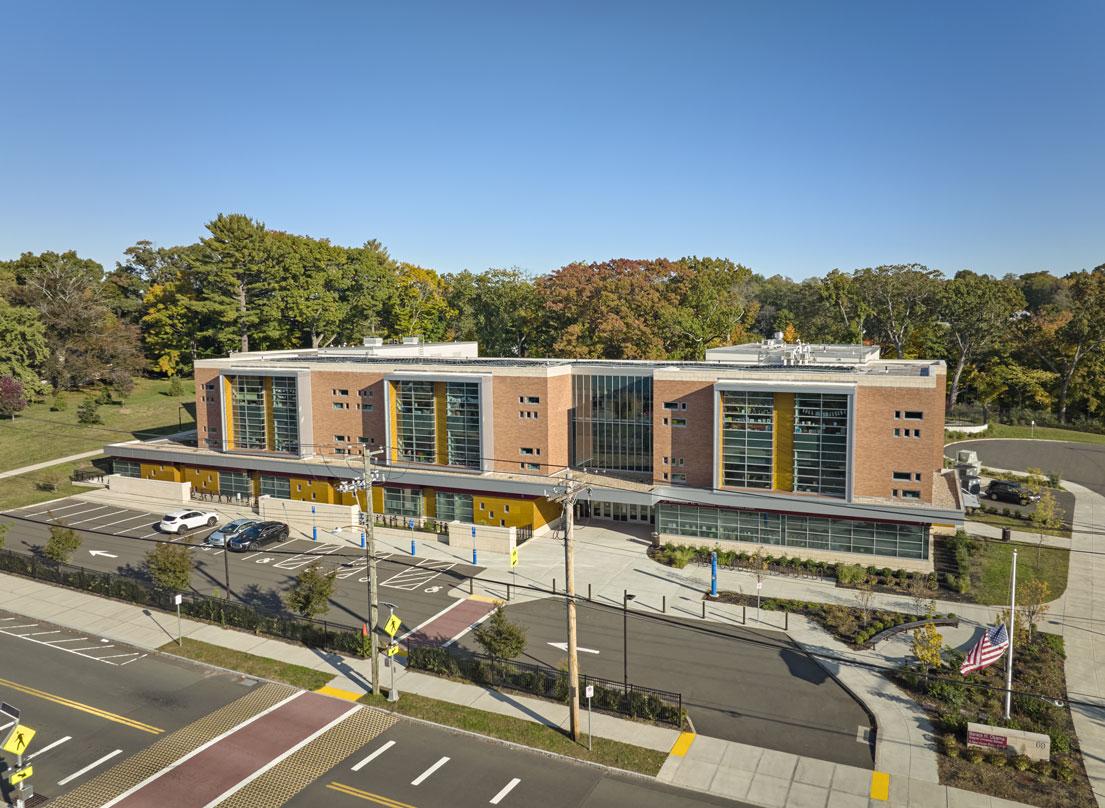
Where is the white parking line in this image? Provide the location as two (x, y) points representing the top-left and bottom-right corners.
(120, 653), (148, 665)
(70, 645), (114, 652)
(243, 538), (298, 561)
(489, 778), (521, 805)
(0, 625), (139, 666)
(96, 652), (143, 661)
(58, 749), (123, 785)
(350, 740), (395, 771)
(411, 756), (450, 786)
(44, 637), (89, 644)
(137, 531), (160, 539)
(274, 543), (339, 570)
(19, 501), (92, 517)
(25, 630), (62, 637)
(69, 508), (129, 526)
(95, 513), (155, 530)
(28, 735), (71, 760)
(4, 624), (38, 630)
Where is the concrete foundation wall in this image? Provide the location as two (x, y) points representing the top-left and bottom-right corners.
(106, 474), (190, 503)
(656, 532), (934, 573)
(258, 496), (359, 531)
(446, 521), (517, 554)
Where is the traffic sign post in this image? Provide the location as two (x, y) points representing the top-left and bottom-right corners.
(382, 603), (401, 703)
(2, 720), (36, 808)
(174, 593), (183, 646)
(510, 545), (518, 599)
(2, 724), (34, 755)
(585, 685), (594, 751)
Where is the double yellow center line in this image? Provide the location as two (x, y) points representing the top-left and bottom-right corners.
(328, 782), (416, 807)
(0, 676), (163, 735)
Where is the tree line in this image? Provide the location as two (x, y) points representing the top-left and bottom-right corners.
(1, 213), (1103, 425)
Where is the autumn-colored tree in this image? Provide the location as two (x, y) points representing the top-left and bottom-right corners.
(912, 623), (943, 679)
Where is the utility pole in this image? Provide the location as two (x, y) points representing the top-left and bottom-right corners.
(338, 448), (384, 696)
(550, 471), (590, 743)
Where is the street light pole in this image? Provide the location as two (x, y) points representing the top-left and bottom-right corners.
(338, 448), (384, 696)
(623, 591), (636, 692)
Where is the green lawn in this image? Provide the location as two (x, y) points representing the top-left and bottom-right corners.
(158, 638), (333, 690)
(970, 538), (1070, 605)
(0, 459), (94, 511)
(358, 692), (667, 775)
(948, 422), (1105, 445)
(968, 512), (1071, 539)
(0, 377), (194, 473)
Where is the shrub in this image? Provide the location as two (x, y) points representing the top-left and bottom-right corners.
(942, 734), (960, 758)
(50, 393), (68, 412)
(1050, 732), (1071, 755)
(966, 749), (985, 764)
(76, 396), (102, 425)
(1013, 754), (1031, 772)
(989, 752), (1008, 767)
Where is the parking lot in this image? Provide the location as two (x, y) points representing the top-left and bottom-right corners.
(1, 496), (482, 638)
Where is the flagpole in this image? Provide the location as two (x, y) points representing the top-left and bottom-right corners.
(1004, 548), (1017, 720)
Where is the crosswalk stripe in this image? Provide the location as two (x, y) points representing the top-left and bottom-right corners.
(489, 777), (521, 804)
(351, 740), (395, 771)
(410, 756), (450, 785)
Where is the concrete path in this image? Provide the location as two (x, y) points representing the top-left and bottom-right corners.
(0, 448), (105, 479)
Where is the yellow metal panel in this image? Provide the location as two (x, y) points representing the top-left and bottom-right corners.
(472, 495), (535, 529)
(773, 392), (795, 492)
(372, 486), (383, 514)
(289, 477), (335, 504)
(532, 497), (561, 528)
(223, 376), (235, 448)
(388, 381), (399, 463)
(434, 382), (448, 465)
(181, 465), (218, 493)
(140, 463), (180, 482)
(263, 376), (275, 450)
(424, 488), (437, 518)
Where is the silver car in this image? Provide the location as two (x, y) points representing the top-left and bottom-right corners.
(206, 518), (259, 547)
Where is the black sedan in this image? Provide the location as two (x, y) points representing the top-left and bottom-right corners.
(984, 480), (1041, 506)
(226, 521), (289, 552)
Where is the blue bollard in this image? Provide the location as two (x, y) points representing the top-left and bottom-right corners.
(710, 551), (718, 597)
(410, 539), (416, 557)
(361, 530), (366, 549)
(471, 525), (478, 565)
(312, 526), (317, 542)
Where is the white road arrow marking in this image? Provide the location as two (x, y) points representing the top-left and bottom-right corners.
(547, 641), (600, 654)
(88, 550), (118, 558)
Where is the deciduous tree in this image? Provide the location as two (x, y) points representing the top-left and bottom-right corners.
(0, 377), (27, 419)
(284, 561), (336, 618)
(145, 542), (193, 592)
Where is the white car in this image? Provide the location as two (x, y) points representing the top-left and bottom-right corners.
(159, 509), (219, 535)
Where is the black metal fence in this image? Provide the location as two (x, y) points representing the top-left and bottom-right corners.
(406, 641), (683, 727)
(0, 548), (363, 656)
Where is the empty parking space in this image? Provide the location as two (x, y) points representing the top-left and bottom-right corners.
(4, 497), (198, 540)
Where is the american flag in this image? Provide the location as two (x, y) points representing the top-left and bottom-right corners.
(960, 624), (1010, 675)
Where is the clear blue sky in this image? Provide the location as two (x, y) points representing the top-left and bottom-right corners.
(2, 1), (1102, 279)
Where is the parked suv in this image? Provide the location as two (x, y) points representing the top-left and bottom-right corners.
(158, 509), (219, 535)
(206, 518), (259, 548)
(985, 480), (1041, 506)
(227, 521), (289, 552)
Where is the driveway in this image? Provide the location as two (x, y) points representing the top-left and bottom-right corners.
(946, 439), (1105, 497)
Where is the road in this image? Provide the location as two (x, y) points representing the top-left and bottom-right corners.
(455, 600), (875, 769)
(0, 609), (246, 804)
(286, 719), (750, 808)
(947, 438), (1105, 497)
(0, 609), (751, 808)
(0, 496), (480, 638)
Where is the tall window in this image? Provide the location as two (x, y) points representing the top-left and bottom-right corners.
(260, 475), (290, 499)
(571, 374), (652, 474)
(445, 382), (481, 469)
(720, 391), (774, 488)
(219, 470), (251, 497)
(793, 393), (849, 498)
(231, 376), (266, 450)
(384, 487), (423, 517)
(396, 381), (436, 464)
(271, 376), (299, 453)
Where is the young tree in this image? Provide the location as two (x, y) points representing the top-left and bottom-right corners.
(77, 396), (101, 425)
(908, 574), (936, 618)
(284, 561), (336, 618)
(1030, 487), (1064, 567)
(44, 526), (81, 564)
(1019, 579), (1052, 638)
(0, 376), (27, 419)
(854, 583), (875, 626)
(911, 623), (943, 680)
(473, 606), (526, 663)
(145, 542), (193, 592)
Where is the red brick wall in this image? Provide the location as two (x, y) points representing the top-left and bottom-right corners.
(852, 376), (946, 502)
(652, 380), (715, 488)
(491, 374), (566, 475)
(308, 371), (386, 456)
(194, 368), (221, 450)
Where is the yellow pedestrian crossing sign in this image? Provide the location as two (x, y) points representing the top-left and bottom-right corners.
(2, 724), (35, 755)
(386, 642), (399, 657)
(510, 547), (518, 568)
(384, 613), (402, 638)
(8, 765), (32, 785)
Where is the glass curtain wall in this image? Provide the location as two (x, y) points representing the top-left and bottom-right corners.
(657, 503), (927, 559)
(219, 471), (252, 497)
(271, 376), (299, 453)
(384, 487), (423, 517)
(231, 376), (266, 450)
(720, 391), (774, 488)
(436, 492), (474, 522)
(445, 382), (481, 469)
(396, 381), (436, 464)
(260, 475), (291, 499)
(793, 393), (848, 497)
(571, 374), (652, 473)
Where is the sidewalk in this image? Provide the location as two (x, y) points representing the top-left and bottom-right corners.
(0, 448), (106, 480)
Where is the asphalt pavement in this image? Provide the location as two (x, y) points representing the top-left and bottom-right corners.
(947, 438), (1105, 497)
(287, 719), (750, 808)
(0, 496), (481, 637)
(0, 609), (247, 803)
(456, 599), (875, 769)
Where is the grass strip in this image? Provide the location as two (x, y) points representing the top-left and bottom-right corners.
(158, 637), (332, 690)
(968, 512), (1070, 539)
(358, 691), (667, 775)
(971, 539), (1070, 605)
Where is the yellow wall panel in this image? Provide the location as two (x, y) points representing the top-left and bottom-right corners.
(424, 487), (437, 518)
(434, 382), (448, 465)
(182, 466), (219, 492)
(141, 462), (181, 482)
(773, 392), (795, 492)
(289, 477), (335, 504)
(263, 376), (275, 450)
(388, 381), (399, 463)
(472, 495), (535, 529)
(223, 376), (235, 448)
(533, 497), (561, 528)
